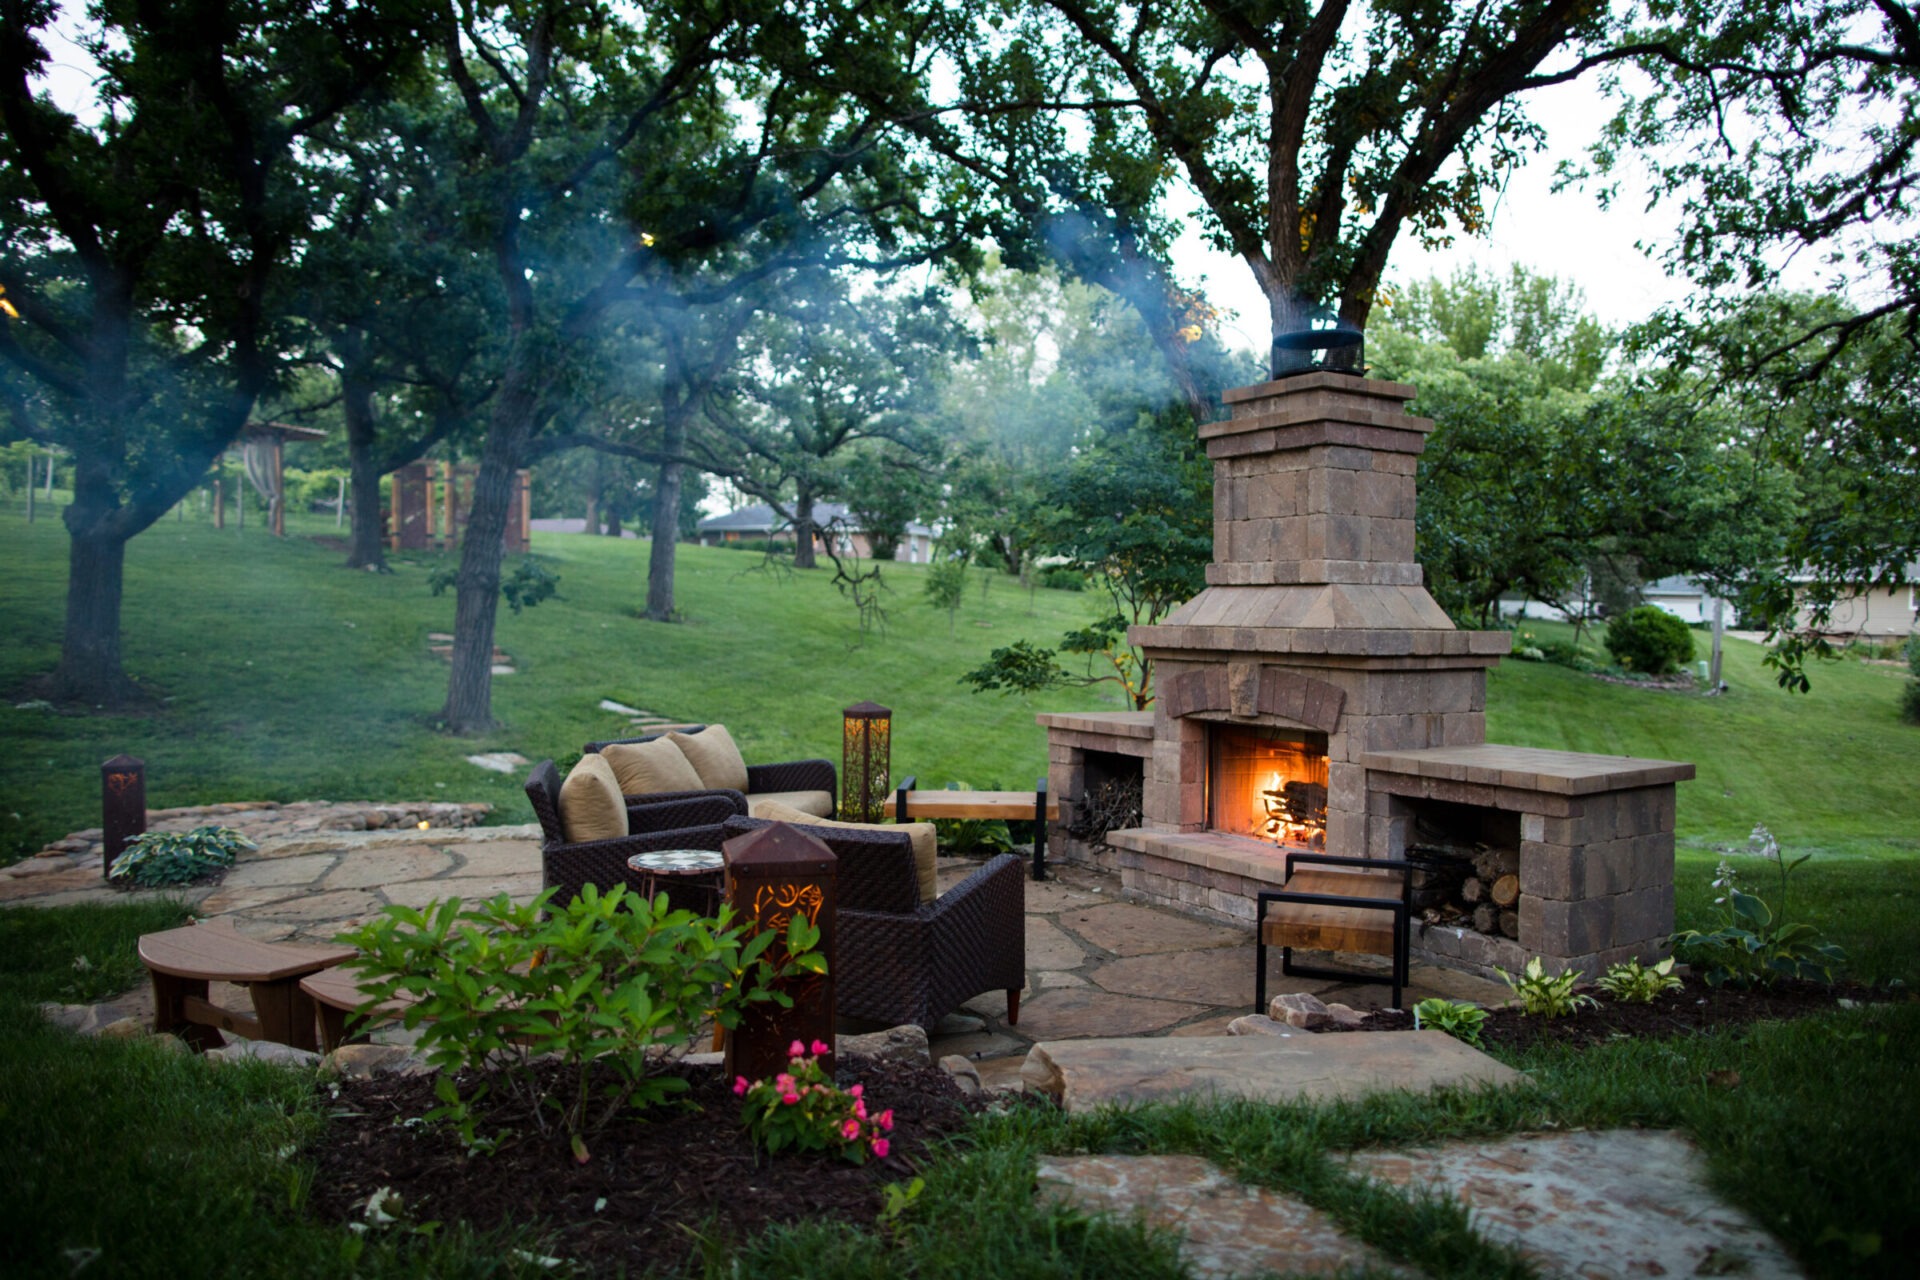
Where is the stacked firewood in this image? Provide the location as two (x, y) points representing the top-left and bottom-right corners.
(1068, 773), (1144, 846)
(1406, 831), (1521, 938)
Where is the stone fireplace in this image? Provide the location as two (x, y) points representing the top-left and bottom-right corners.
(1038, 373), (1693, 982)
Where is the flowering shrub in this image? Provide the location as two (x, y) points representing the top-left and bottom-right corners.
(1670, 825), (1846, 986)
(737, 1040), (894, 1164)
(340, 885), (822, 1159)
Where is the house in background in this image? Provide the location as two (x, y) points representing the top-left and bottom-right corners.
(1499, 567), (1918, 639)
(695, 501), (934, 564)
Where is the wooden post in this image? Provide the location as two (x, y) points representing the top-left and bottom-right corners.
(336, 475), (346, 528)
(722, 823), (837, 1083)
(441, 460), (455, 548)
(24, 455), (33, 522)
(1710, 597), (1725, 691)
(101, 755), (147, 879)
(213, 476), (225, 529)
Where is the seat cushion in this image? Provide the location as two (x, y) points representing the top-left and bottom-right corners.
(750, 799), (938, 904)
(557, 753), (629, 844)
(600, 736), (705, 797)
(669, 725), (749, 793)
(747, 790), (834, 819)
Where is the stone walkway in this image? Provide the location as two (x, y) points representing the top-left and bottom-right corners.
(4, 800), (1508, 1071)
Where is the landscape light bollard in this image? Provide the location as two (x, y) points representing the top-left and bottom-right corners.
(839, 700), (891, 823)
(722, 822), (837, 1084)
(101, 754), (147, 879)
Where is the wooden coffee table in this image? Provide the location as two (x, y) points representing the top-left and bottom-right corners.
(884, 777), (1058, 880)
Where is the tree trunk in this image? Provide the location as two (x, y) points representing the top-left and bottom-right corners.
(791, 476), (817, 569)
(50, 510), (135, 706)
(645, 403), (690, 621)
(440, 386), (536, 733)
(342, 372), (388, 570)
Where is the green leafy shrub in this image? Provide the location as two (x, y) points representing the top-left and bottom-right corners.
(1036, 565), (1086, 592)
(428, 557), (561, 615)
(735, 1039), (894, 1163)
(1499, 956), (1597, 1017)
(1596, 956), (1684, 1003)
(1412, 997), (1488, 1046)
(106, 826), (253, 887)
(1603, 605), (1696, 674)
(1670, 824), (1847, 986)
(338, 885), (823, 1158)
(1538, 639), (1600, 672)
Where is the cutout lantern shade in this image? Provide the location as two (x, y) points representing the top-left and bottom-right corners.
(722, 822), (838, 1083)
(840, 701), (891, 823)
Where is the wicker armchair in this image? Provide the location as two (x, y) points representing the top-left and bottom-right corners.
(585, 726), (837, 814)
(524, 759), (740, 909)
(720, 815), (1026, 1033)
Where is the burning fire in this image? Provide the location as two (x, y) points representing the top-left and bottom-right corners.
(1259, 771), (1327, 849)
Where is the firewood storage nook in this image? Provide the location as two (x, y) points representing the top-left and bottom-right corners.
(1039, 374), (1694, 981)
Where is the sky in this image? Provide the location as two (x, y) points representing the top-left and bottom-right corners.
(1172, 74), (1700, 355)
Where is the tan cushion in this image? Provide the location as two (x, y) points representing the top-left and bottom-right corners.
(751, 800), (939, 904)
(668, 725), (749, 793)
(557, 754), (629, 844)
(600, 736), (705, 797)
(747, 790), (834, 819)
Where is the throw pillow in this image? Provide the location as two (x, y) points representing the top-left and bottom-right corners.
(752, 799), (939, 904)
(557, 753), (629, 844)
(668, 725), (750, 793)
(600, 736), (706, 797)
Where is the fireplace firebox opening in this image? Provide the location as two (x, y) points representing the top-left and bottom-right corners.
(1208, 725), (1329, 849)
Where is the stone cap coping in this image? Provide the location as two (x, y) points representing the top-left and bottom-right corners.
(1133, 623), (1511, 661)
(1034, 710), (1156, 739)
(1105, 827), (1299, 888)
(1222, 372), (1416, 404)
(1361, 744), (1696, 795)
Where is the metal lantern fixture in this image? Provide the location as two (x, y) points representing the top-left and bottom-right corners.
(1271, 304), (1365, 379)
(101, 754), (146, 879)
(839, 701), (891, 823)
(722, 822), (838, 1083)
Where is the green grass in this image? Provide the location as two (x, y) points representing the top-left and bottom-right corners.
(0, 505), (1114, 860)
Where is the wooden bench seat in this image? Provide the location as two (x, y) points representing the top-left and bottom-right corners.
(139, 919), (357, 1052)
(887, 777), (1058, 880)
(1255, 854), (1412, 1011)
(299, 965), (417, 1053)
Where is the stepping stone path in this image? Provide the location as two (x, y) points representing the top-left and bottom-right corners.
(1019, 1030), (1523, 1112)
(465, 752), (530, 775)
(426, 634), (514, 674)
(1037, 1154), (1407, 1278)
(1349, 1129), (1806, 1278)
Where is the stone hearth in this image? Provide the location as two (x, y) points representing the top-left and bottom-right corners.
(1040, 373), (1694, 981)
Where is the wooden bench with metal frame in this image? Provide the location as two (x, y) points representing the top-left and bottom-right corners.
(887, 775), (1057, 880)
(1255, 852), (1413, 1012)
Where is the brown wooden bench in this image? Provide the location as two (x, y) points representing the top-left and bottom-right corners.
(299, 964), (418, 1053)
(138, 919), (357, 1052)
(887, 777), (1058, 880)
(1255, 854), (1411, 1010)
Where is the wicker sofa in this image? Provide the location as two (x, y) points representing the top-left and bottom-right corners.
(523, 759), (739, 909)
(720, 815), (1026, 1033)
(585, 725), (837, 818)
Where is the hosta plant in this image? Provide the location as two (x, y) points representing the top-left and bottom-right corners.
(1669, 826), (1847, 987)
(107, 826), (254, 887)
(339, 885), (823, 1159)
(1500, 957), (1597, 1018)
(1597, 957), (1684, 1004)
(1412, 997), (1488, 1047)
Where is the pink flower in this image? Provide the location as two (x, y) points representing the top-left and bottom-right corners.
(812, 1039), (831, 1056)
(788, 1040), (806, 1058)
(878, 1109), (894, 1131)
(871, 1137), (890, 1159)
(841, 1118), (861, 1140)
(732, 1076), (749, 1096)
(782, 1092), (800, 1105)
(775, 1073), (795, 1093)
(848, 1084), (863, 1098)
(853, 1099), (867, 1120)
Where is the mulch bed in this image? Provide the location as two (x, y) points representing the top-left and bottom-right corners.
(305, 1053), (982, 1274)
(1319, 973), (1899, 1051)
